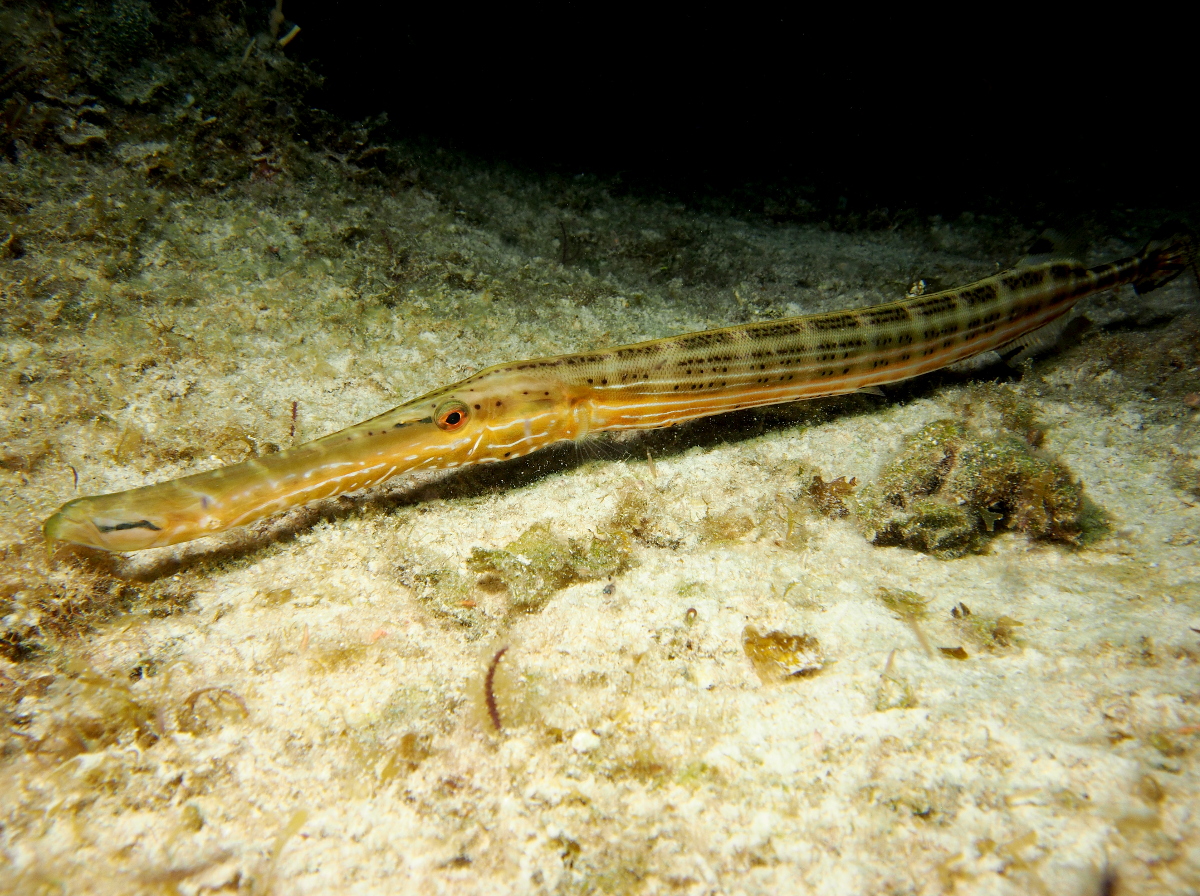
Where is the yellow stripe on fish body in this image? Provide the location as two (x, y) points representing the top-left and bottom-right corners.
(43, 234), (1193, 552)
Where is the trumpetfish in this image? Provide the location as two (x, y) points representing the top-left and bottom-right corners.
(44, 233), (1193, 552)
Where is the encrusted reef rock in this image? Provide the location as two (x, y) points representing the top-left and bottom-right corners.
(857, 419), (1097, 559)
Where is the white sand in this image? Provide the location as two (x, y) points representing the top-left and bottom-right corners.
(2, 151), (1198, 895)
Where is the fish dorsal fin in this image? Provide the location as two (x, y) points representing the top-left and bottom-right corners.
(1019, 228), (1088, 267)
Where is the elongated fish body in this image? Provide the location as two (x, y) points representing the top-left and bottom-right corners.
(44, 234), (1193, 552)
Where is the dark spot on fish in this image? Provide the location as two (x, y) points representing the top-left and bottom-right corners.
(96, 519), (162, 533)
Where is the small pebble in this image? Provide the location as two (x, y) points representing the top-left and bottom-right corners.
(571, 729), (601, 753)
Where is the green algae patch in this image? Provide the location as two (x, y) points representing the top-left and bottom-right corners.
(400, 564), (477, 625)
(951, 602), (1025, 652)
(877, 587), (937, 656)
(403, 512), (637, 631)
(468, 523), (632, 613)
(697, 508), (755, 544)
(877, 587), (932, 620)
(857, 419), (1098, 559)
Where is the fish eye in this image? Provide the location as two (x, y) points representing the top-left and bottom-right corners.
(435, 400), (469, 431)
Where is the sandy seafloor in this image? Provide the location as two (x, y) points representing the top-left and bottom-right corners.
(2, 141), (1199, 896)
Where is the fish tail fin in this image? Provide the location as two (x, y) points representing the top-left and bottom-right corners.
(1134, 228), (1196, 294)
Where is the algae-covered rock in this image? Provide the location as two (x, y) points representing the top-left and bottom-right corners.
(857, 419), (1096, 558)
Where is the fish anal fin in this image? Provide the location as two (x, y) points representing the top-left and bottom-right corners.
(998, 312), (1074, 367)
(944, 351), (1002, 375)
